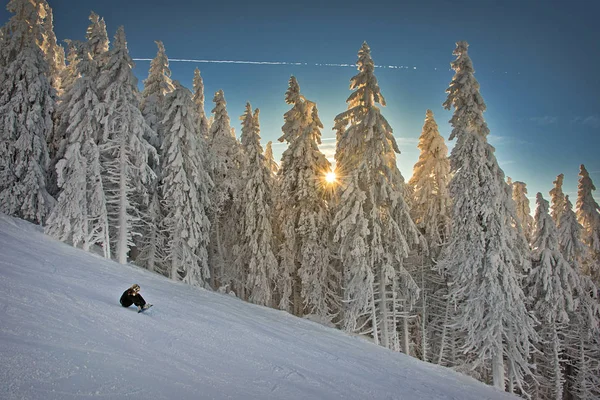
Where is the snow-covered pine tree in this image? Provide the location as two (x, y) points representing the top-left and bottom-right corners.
(512, 181), (534, 244)
(45, 47), (110, 257)
(141, 41), (174, 150)
(96, 27), (155, 264)
(550, 173), (566, 224)
(409, 109), (451, 256)
(160, 81), (212, 286)
(0, 0), (55, 224)
(557, 195), (600, 399)
(275, 76), (335, 318)
(527, 193), (582, 399)
(207, 90), (243, 290)
(407, 109), (452, 363)
(332, 42), (420, 352)
(135, 41), (175, 273)
(235, 103), (278, 306)
(576, 164), (600, 284)
(264, 141), (279, 176)
(39, 2), (64, 95)
(192, 68), (210, 141)
(86, 12), (109, 62)
(438, 41), (536, 392)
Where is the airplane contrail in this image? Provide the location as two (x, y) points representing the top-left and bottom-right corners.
(132, 57), (423, 70)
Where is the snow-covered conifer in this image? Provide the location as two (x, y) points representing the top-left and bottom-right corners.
(141, 41), (174, 150)
(207, 90), (243, 289)
(332, 42), (420, 351)
(438, 41), (536, 392)
(576, 164), (600, 283)
(0, 0), (55, 224)
(44, 47), (110, 256)
(160, 82), (212, 286)
(264, 141), (279, 176)
(96, 27), (155, 264)
(527, 193), (582, 399)
(550, 173), (566, 224)
(409, 109), (451, 256)
(275, 76), (335, 317)
(86, 12), (109, 61)
(235, 103), (278, 306)
(512, 181), (534, 244)
(39, 2), (64, 94)
(192, 68), (210, 141)
(407, 109), (452, 362)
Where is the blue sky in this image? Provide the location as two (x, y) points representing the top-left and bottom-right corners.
(2, 0), (599, 203)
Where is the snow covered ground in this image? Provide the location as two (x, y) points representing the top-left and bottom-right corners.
(0, 214), (515, 400)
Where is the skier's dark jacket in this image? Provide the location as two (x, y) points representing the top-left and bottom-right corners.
(120, 288), (146, 308)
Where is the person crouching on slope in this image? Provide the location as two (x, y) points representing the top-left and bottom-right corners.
(120, 284), (151, 312)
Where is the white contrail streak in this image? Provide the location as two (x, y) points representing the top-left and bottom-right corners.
(132, 57), (421, 70)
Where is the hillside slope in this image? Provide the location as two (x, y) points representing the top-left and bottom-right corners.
(0, 214), (513, 400)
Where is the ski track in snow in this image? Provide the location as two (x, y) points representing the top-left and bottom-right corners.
(0, 214), (515, 400)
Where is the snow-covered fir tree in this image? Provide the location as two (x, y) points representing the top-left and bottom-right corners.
(135, 40), (175, 273)
(512, 181), (534, 244)
(527, 193), (582, 400)
(557, 195), (600, 399)
(407, 109), (452, 363)
(160, 81), (212, 287)
(550, 173), (566, 224)
(86, 12), (109, 62)
(332, 42), (420, 352)
(207, 90), (244, 290)
(438, 41), (536, 392)
(264, 141), (279, 176)
(0, 0), (55, 224)
(275, 76), (336, 318)
(45, 46), (110, 258)
(409, 109), (451, 256)
(576, 164), (600, 284)
(96, 27), (155, 264)
(192, 68), (210, 141)
(39, 2), (64, 95)
(234, 103), (278, 306)
(140, 40), (174, 150)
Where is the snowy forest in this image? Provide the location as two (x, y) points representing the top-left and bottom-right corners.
(0, 1), (599, 399)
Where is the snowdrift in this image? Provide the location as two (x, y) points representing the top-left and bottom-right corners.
(0, 214), (514, 399)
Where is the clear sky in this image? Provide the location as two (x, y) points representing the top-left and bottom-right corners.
(2, 0), (599, 204)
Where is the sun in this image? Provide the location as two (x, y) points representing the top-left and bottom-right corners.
(325, 171), (337, 184)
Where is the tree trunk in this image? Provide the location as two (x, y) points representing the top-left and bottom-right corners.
(492, 336), (505, 390)
(117, 137), (128, 265)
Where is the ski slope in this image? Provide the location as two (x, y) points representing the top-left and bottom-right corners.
(0, 214), (514, 400)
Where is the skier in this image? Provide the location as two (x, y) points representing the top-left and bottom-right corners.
(120, 284), (152, 312)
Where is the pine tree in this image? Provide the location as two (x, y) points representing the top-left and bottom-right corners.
(192, 68), (210, 141)
(44, 42), (110, 257)
(264, 141), (279, 176)
(332, 42), (420, 351)
(141, 41), (174, 150)
(135, 41), (175, 273)
(550, 173), (566, 224)
(527, 193), (582, 399)
(438, 41), (536, 392)
(39, 2), (64, 95)
(86, 12), (109, 61)
(235, 103), (278, 306)
(275, 76), (335, 318)
(512, 181), (534, 244)
(557, 196), (600, 399)
(408, 109), (452, 363)
(207, 90), (243, 290)
(96, 27), (155, 264)
(160, 82), (212, 286)
(0, 0), (55, 224)
(576, 164), (600, 284)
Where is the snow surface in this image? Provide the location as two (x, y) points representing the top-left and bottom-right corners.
(0, 214), (515, 400)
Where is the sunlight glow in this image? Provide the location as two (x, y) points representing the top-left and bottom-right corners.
(325, 171), (337, 184)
